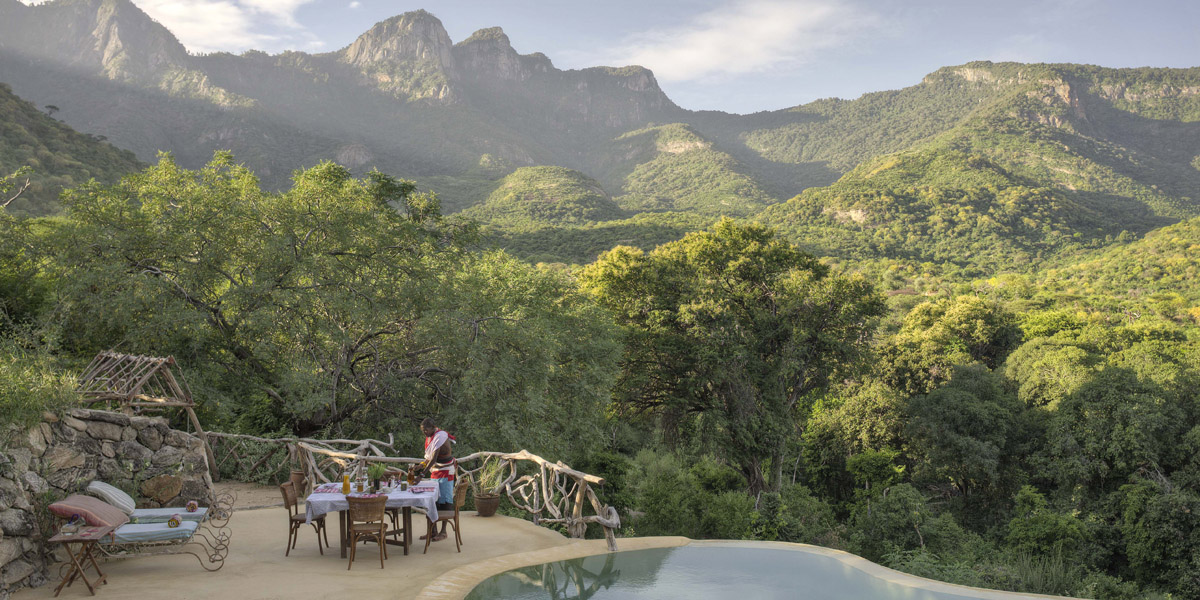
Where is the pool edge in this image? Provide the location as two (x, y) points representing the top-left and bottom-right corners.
(415, 537), (1082, 600)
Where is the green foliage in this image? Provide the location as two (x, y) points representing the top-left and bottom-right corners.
(462, 166), (625, 229)
(0, 339), (78, 439)
(0, 83), (141, 216)
(38, 154), (618, 459)
(606, 124), (775, 216)
(882, 296), (1022, 394)
(904, 366), (1023, 511)
(581, 219), (884, 494)
(1006, 485), (1086, 558)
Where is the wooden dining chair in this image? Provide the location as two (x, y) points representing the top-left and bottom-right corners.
(423, 480), (469, 554)
(280, 482), (327, 556)
(346, 495), (388, 569)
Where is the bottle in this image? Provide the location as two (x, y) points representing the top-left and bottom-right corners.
(342, 472), (350, 495)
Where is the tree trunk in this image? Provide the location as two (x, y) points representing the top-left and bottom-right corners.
(769, 449), (784, 493)
(741, 458), (767, 497)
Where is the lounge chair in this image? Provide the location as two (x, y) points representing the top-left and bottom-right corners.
(50, 492), (235, 572)
(86, 481), (224, 525)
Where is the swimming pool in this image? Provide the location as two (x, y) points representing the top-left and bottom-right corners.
(462, 543), (1069, 600)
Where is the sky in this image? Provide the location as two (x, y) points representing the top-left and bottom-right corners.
(26, 0), (1200, 114)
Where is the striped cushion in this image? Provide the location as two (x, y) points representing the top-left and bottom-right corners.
(110, 521), (198, 544)
(130, 507), (208, 523)
(86, 481), (136, 515)
(49, 495), (130, 529)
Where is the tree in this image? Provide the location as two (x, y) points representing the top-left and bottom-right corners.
(47, 153), (619, 451)
(882, 295), (1022, 394)
(905, 365), (1023, 508)
(580, 218), (885, 495)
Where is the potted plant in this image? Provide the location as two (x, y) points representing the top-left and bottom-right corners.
(367, 463), (387, 492)
(472, 458), (506, 517)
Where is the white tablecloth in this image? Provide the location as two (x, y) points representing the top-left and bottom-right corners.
(305, 483), (439, 523)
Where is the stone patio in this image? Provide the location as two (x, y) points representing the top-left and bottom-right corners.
(15, 503), (586, 600)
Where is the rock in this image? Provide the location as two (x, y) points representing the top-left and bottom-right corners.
(0, 538), (21, 566)
(26, 428), (47, 457)
(41, 411), (59, 423)
(116, 441), (153, 466)
(53, 423), (78, 443)
(47, 468), (85, 491)
(163, 496), (188, 508)
(3, 558), (36, 586)
(0, 509), (33, 536)
(70, 409), (130, 427)
(38, 423), (53, 447)
(179, 478), (213, 504)
(136, 427), (162, 452)
(19, 472), (46, 496)
(140, 475), (182, 504)
(97, 458), (127, 482)
(100, 442), (115, 459)
(85, 421), (123, 442)
(28, 569), (47, 588)
(62, 415), (88, 432)
(0, 478), (20, 511)
(120, 427), (137, 442)
(43, 447), (84, 471)
(164, 430), (195, 449)
(151, 445), (183, 468)
(6, 449), (31, 475)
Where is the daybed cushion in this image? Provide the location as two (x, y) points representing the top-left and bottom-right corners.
(86, 481), (136, 515)
(131, 507), (209, 523)
(49, 495), (130, 528)
(110, 521), (199, 544)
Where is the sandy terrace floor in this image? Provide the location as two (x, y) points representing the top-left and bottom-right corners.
(17, 484), (595, 600)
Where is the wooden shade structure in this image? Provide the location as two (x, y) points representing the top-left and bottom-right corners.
(76, 351), (218, 479)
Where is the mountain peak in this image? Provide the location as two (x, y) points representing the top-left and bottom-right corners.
(0, 0), (188, 81)
(339, 10), (459, 102)
(459, 26), (510, 46)
(342, 10), (455, 67)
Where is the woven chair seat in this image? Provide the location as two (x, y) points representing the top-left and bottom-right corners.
(280, 482), (327, 557)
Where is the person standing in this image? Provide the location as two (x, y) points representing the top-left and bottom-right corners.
(414, 417), (455, 541)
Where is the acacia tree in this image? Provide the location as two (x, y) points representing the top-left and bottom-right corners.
(48, 153), (619, 448)
(581, 218), (885, 495)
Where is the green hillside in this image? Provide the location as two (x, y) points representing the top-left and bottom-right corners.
(461, 166), (626, 228)
(1037, 216), (1200, 319)
(0, 82), (141, 216)
(602, 123), (775, 216)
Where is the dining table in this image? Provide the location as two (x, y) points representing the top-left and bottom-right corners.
(305, 481), (440, 558)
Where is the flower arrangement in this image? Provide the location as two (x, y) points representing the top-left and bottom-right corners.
(185, 500), (199, 513)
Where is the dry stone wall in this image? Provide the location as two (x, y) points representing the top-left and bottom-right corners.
(0, 408), (213, 598)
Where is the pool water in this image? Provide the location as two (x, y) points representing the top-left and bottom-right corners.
(465, 546), (986, 600)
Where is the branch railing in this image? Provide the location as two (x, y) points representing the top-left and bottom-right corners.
(205, 432), (622, 550)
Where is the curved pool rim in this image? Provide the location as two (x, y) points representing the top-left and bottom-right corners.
(414, 537), (1080, 600)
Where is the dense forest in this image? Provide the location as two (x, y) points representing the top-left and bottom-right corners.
(3, 155), (1198, 599)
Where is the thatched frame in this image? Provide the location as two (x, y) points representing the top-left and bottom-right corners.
(76, 351), (218, 479)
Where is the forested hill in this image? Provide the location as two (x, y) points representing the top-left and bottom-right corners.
(2, 0), (1199, 279)
(0, 82), (141, 216)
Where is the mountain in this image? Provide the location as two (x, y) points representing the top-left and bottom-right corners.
(0, 1), (683, 192)
(462, 166), (626, 227)
(0, 82), (141, 216)
(2, 1), (1200, 275)
(1037, 215), (1200, 311)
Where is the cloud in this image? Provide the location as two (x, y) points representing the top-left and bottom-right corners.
(601, 0), (882, 83)
(349, 1), (361, 7)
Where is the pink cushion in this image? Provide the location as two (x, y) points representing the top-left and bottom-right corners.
(49, 495), (130, 528)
